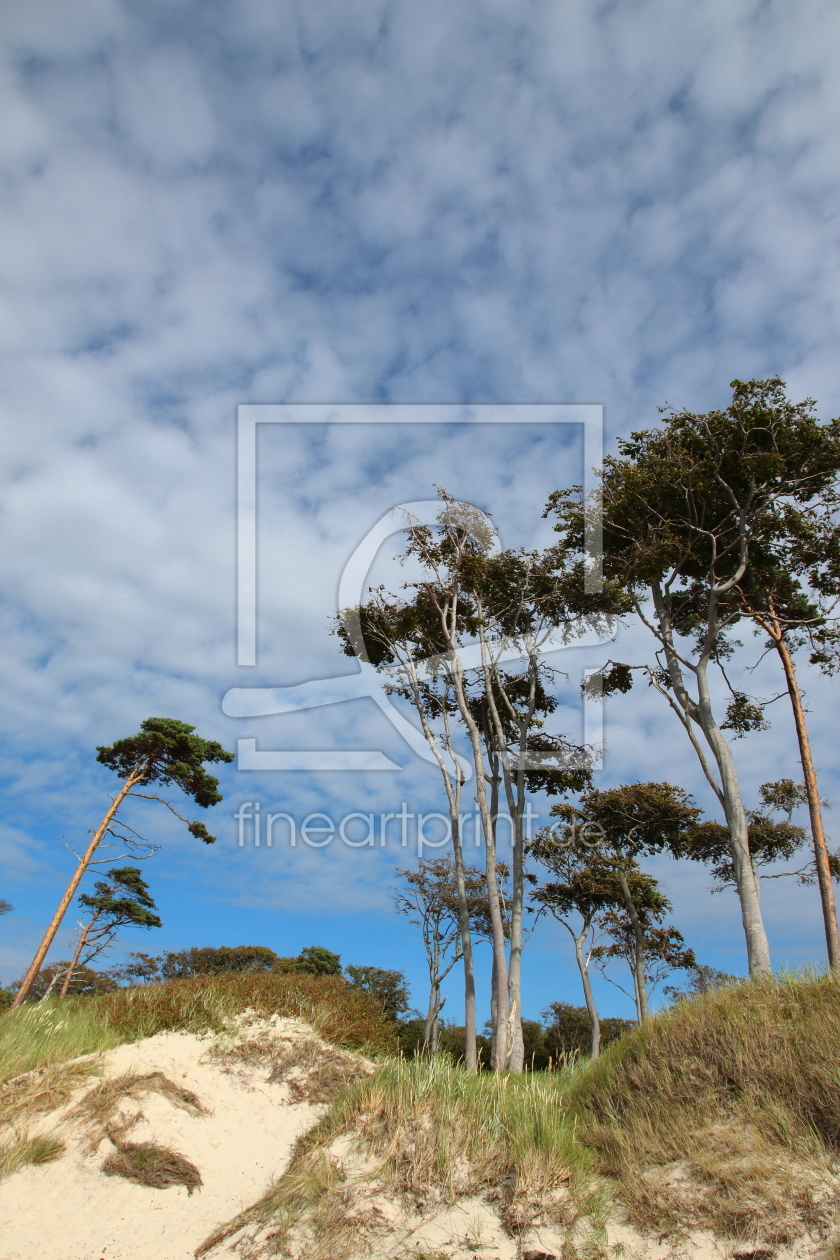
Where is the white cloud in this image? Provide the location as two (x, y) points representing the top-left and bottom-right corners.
(2, 0), (839, 999)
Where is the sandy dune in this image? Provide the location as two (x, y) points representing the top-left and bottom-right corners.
(0, 1018), (321, 1260)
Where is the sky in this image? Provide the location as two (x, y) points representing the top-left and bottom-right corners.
(2, 0), (840, 1023)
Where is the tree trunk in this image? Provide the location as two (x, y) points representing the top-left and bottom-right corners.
(617, 869), (649, 1022)
(696, 703), (772, 976)
(451, 819), (477, 1071)
(12, 772), (142, 1007)
(651, 585), (772, 978)
(59, 916), (94, 999)
(574, 927), (601, 1058)
(773, 631), (840, 970)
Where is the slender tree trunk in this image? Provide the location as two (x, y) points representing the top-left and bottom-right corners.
(59, 916), (95, 999)
(651, 585), (772, 977)
(617, 869), (649, 1022)
(771, 630), (840, 970)
(12, 772), (143, 1007)
(696, 703), (772, 976)
(573, 927), (601, 1058)
(451, 819), (477, 1071)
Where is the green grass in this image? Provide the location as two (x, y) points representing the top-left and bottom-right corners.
(0, 971), (396, 1087)
(0, 1132), (65, 1180)
(200, 971), (840, 1258)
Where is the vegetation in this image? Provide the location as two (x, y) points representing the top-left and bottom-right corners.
(199, 971), (840, 1258)
(13, 718), (234, 1006)
(0, 970), (397, 1087)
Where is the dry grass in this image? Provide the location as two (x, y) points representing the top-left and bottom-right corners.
(0, 971), (396, 1090)
(567, 970), (840, 1245)
(266, 1034), (373, 1104)
(67, 1070), (207, 1149)
(92, 971), (396, 1054)
(0, 1132), (65, 1179)
(0, 1060), (99, 1128)
(198, 1056), (599, 1259)
(102, 1139), (203, 1193)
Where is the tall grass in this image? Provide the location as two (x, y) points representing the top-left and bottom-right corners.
(0, 971), (396, 1085)
(567, 970), (840, 1242)
(208, 1056), (602, 1259)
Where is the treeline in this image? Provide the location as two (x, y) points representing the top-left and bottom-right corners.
(338, 378), (840, 1071)
(1, 943), (413, 1024)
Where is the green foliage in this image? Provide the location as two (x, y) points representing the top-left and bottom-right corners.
(294, 946), (342, 976)
(78, 866), (162, 932)
(541, 1003), (634, 1061)
(158, 945), (280, 980)
(345, 965), (411, 1021)
(96, 716), (235, 831)
(17, 962), (120, 1001)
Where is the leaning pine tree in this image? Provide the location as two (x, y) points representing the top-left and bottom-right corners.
(12, 717), (234, 1007)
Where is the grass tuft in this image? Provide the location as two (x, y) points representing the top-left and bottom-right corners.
(0, 1132), (65, 1180)
(102, 1139), (203, 1193)
(567, 970), (840, 1242)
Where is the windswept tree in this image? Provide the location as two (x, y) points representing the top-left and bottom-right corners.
(591, 880), (696, 1021)
(550, 379), (840, 976)
(55, 866), (161, 999)
(548, 783), (701, 1022)
(393, 857), (486, 1053)
(13, 718), (234, 1006)
(529, 834), (625, 1057)
(339, 490), (612, 1071)
(684, 779), (840, 895)
(701, 509), (840, 968)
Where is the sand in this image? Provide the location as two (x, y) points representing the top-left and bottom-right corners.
(0, 1018), (320, 1260)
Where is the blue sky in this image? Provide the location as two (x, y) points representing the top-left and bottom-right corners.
(2, 0), (840, 1023)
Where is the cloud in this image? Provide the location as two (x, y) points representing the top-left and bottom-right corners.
(2, 0), (839, 1003)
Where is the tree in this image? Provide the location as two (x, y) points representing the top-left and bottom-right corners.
(158, 945), (281, 979)
(293, 945), (342, 976)
(0, 899), (13, 916)
(113, 952), (163, 985)
(705, 512), (840, 968)
(394, 858), (474, 1052)
(547, 783), (701, 1021)
(529, 834), (625, 1057)
(683, 779), (839, 894)
(55, 866), (161, 999)
(664, 963), (739, 1005)
(17, 961), (119, 1002)
(542, 1002), (634, 1060)
(12, 718), (234, 1006)
(340, 491), (607, 1070)
(591, 896), (696, 1020)
(550, 379), (840, 976)
(345, 965), (411, 1022)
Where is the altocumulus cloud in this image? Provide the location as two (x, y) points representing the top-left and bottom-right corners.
(2, 0), (840, 998)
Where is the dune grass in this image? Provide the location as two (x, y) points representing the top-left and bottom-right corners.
(0, 970), (396, 1088)
(201, 971), (840, 1259)
(199, 1055), (602, 1258)
(566, 969), (840, 1243)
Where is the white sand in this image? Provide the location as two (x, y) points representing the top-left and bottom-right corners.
(0, 1019), (320, 1260)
